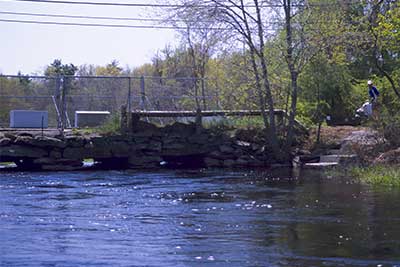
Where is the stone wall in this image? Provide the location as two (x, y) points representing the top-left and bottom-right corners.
(0, 122), (275, 171)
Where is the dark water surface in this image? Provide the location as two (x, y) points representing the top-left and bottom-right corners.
(1, 169), (400, 267)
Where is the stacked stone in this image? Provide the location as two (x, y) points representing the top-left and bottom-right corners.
(0, 122), (274, 171)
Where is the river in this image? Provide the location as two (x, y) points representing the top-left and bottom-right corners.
(1, 169), (400, 267)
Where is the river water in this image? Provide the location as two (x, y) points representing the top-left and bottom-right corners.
(1, 169), (400, 267)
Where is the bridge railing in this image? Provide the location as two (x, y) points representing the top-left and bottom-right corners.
(128, 109), (307, 133)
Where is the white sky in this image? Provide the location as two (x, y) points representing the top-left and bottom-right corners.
(0, 0), (178, 75)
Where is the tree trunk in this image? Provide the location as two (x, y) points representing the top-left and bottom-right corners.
(283, 0), (299, 155)
(285, 70), (298, 151)
(249, 48), (268, 131)
(254, 0), (281, 157)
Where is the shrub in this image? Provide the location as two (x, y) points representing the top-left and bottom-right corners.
(98, 113), (121, 135)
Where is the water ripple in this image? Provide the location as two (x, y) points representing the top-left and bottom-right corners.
(0, 169), (400, 267)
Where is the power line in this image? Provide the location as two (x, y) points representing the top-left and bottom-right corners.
(0, 18), (289, 32)
(0, 10), (348, 26)
(6, 0), (186, 8)
(0, 18), (230, 30)
(0, 11), (179, 22)
(0, 17), (352, 33)
(3, 0), (358, 8)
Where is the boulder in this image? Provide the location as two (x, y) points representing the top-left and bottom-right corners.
(41, 164), (83, 171)
(248, 158), (266, 167)
(186, 132), (210, 144)
(251, 143), (262, 152)
(110, 141), (131, 157)
(163, 140), (186, 151)
(31, 136), (66, 149)
(132, 136), (152, 146)
(374, 147), (400, 164)
(16, 132), (34, 138)
(0, 145), (48, 158)
(90, 137), (113, 158)
(63, 147), (92, 159)
(49, 150), (62, 159)
(234, 140), (251, 148)
(223, 159), (236, 167)
(208, 150), (236, 160)
(236, 157), (250, 166)
(142, 141), (162, 153)
(33, 158), (82, 166)
(162, 122), (196, 138)
(131, 120), (160, 136)
(204, 157), (222, 167)
(255, 146), (267, 156)
(340, 129), (387, 162)
(219, 144), (235, 154)
(340, 130), (385, 152)
(162, 142), (211, 157)
(65, 136), (86, 147)
(14, 135), (33, 145)
(128, 154), (162, 168)
(0, 138), (12, 146)
(4, 133), (16, 141)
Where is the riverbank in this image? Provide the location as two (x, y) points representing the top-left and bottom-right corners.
(3, 122), (397, 179)
(305, 125), (400, 186)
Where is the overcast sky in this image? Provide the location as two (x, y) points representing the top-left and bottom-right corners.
(0, 0), (178, 75)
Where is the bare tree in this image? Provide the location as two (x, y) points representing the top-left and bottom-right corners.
(162, 0), (225, 111)
(275, 0), (334, 152)
(191, 0), (282, 156)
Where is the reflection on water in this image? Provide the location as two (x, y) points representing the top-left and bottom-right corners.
(1, 169), (400, 267)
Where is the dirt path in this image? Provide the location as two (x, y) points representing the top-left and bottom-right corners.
(304, 126), (371, 151)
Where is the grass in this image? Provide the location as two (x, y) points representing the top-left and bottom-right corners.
(202, 116), (265, 130)
(97, 114), (121, 135)
(350, 165), (400, 187)
(71, 114), (121, 136)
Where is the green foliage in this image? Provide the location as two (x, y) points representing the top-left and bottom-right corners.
(295, 102), (315, 127)
(202, 118), (235, 136)
(377, 4), (400, 55)
(97, 113), (121, 135)
(296, 101), (330, 128)
(229, 117), (265, 129)
(0, 75), (60, 126)
(95, 60), (123, 76)
(350, 165), (400, 187)
(298, 54), (356, 125)
(44, 59), (77, 76)
(203, 116), (265, 131)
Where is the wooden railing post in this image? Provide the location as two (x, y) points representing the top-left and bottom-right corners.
(195, 108), (202, 133)
(130, 112), (141, 131)
(120, 105), (128, 133)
